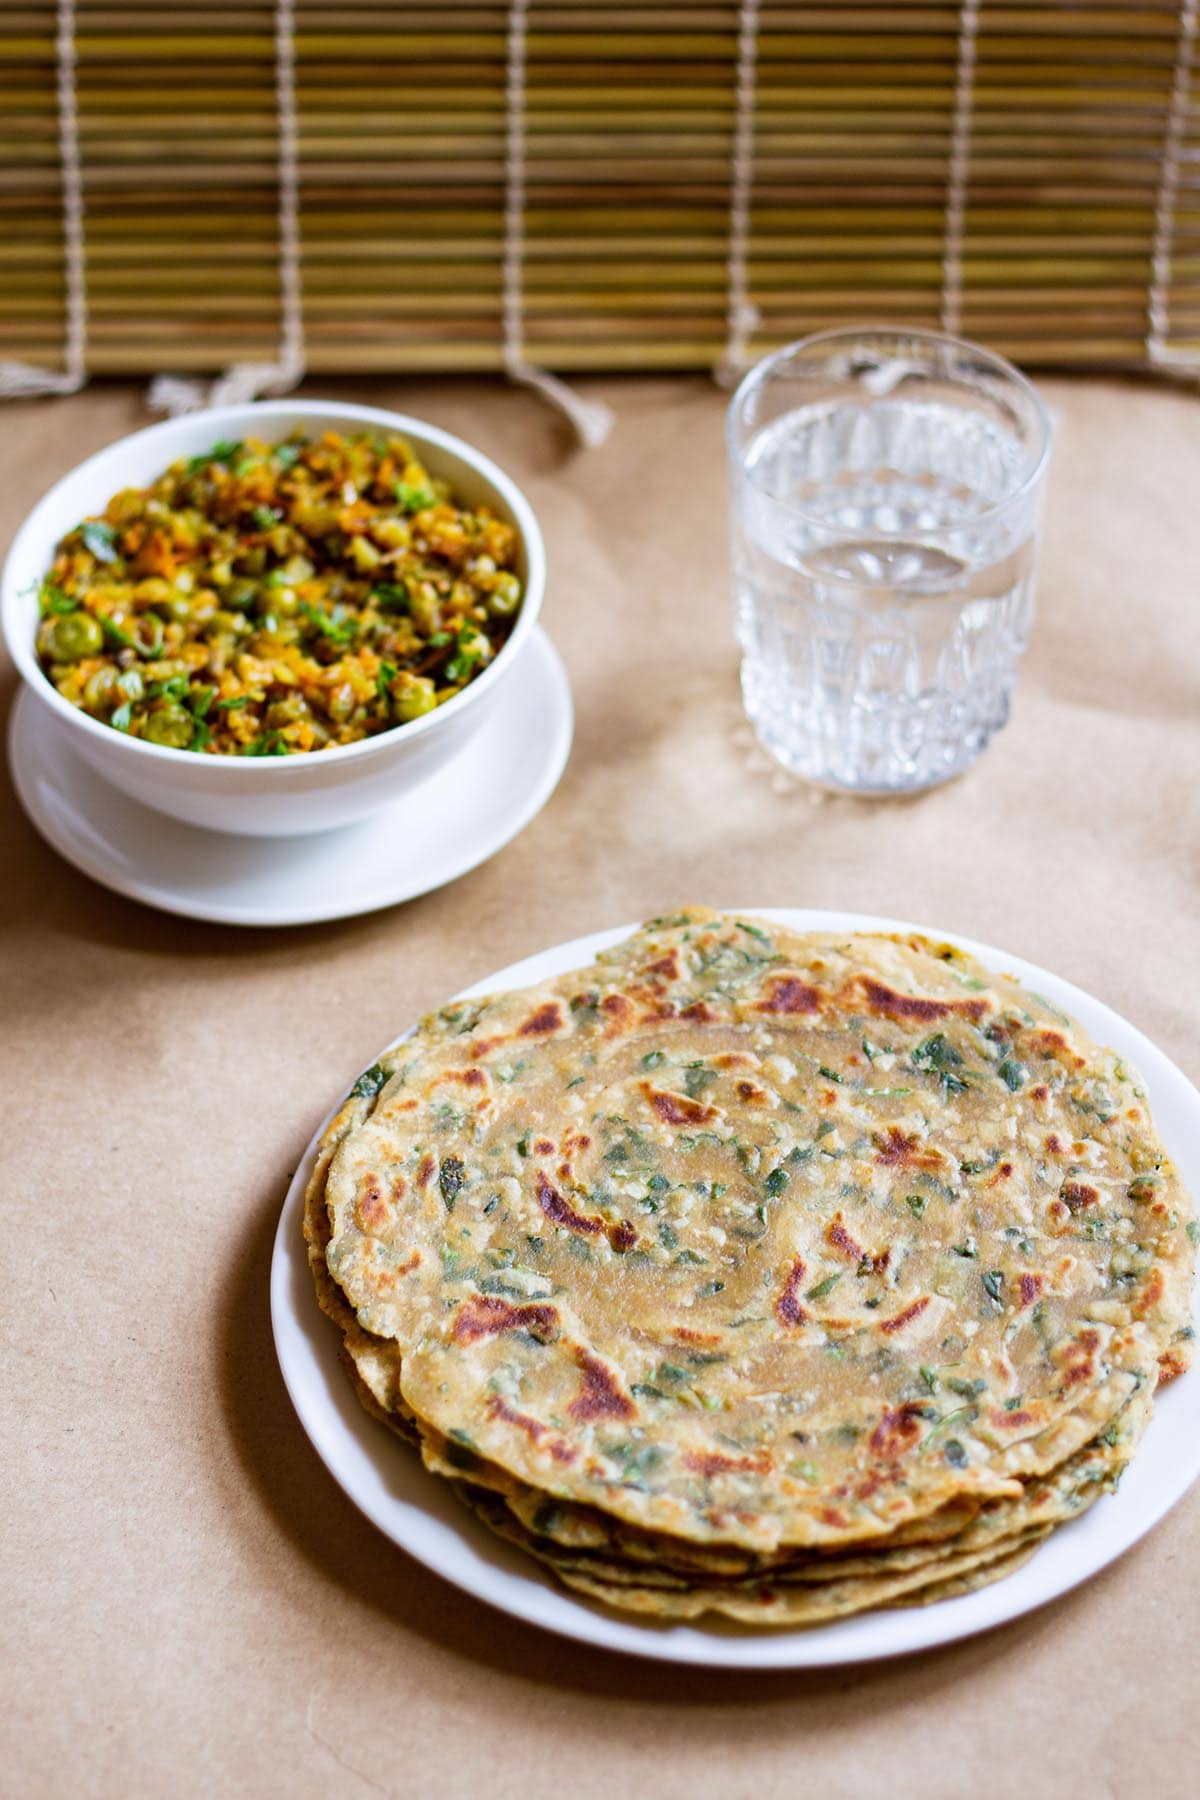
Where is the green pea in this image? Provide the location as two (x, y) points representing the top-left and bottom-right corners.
(486, 572), (522, 618)
(83, 666), (119, 713)
(155, 594), (193, 622)
(47, 611), (103, 661)
(394, 677), (437, 722)
(143, 703), (194, 748)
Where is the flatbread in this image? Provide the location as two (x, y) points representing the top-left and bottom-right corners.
(316, 910), (1193, 1555)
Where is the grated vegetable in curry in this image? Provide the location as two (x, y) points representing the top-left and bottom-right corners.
(35, 430), (524, 754)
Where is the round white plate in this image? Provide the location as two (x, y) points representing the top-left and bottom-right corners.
(7, 627), (572, 927)
(271, 909), (1200, 1666)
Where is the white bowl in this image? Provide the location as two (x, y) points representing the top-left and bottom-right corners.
(1, 400), (546, 836)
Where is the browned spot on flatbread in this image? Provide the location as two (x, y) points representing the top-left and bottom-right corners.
(1019, 1272), (1044, 1308)
(354, 1174), (390, 1234)
(642, 1083), (717, 1126)
(878, 1296), (931, 1334)
(869, 1403), (925, 1457)
(568, 1348), (635, 1422)
(680, 1000), (714, 1022)
(990, 1406), (1033, 1428)
(757, 974), (820, 1015)
(671, 1326), (722, 1346)
(1133, 1266), (1166, 1318)
(1062, 1180), (1099, 1213)
(374, 1248), (422, 1290)
(1158, 1346), (1190, 1385)
(861, 977), (987, 1024)
(736, 1080), (767, 1103)
(644, 952), (680, 981)
(775, 1257), (809, 1328)
(434, 1066), (485, 1088)
(536, 1171), (637, 1252)
(873, 1126), (944, 1171)
(684, 1448), (771, 1478)
(1057, 1327), (1101, 1392)
(826, 1216), (865, 1262)
(469, 1035), (507, 1061)
(415, 1151), (436, 1191)
(519, 1001), (563, 1037)
(451, 1294), (560, 1345)
(487, 1396), (576, 1463)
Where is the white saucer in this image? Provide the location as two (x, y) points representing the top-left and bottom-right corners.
(7, 627), (572, 927)
(272, 910), (1200, 1666)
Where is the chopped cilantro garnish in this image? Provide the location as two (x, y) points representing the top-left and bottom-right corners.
(806, 1273), (842, 1302)
(40, 582), (78, 615)
(186, 439), (242, 476)
(350, 1062), (388, 1098)
(243, 731), (290, 756)
(438, 1156), (465, 1210)
(395, 481), (436, 513)
(371, 581), (411, 612)
(81, 520), (118, 563)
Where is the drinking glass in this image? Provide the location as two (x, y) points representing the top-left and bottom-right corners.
(727, 325), (1052, 794)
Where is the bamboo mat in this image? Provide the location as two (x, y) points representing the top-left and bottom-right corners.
(2, 1), (1198, 384)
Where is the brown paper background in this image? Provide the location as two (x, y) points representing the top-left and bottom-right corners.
(1, 377), (1197, 1799)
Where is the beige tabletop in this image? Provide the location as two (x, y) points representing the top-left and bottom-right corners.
(2, 375), (1198, 1799)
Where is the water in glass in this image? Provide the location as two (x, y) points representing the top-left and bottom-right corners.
(730, 336), (1049, 795)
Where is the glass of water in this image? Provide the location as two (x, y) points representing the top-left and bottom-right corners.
(727, 326), (1051, 794)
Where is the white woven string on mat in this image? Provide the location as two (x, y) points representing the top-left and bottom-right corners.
(0, 0), (86, 399)
(715, 0), (761, 388)
(941, 0), (981, 338)
(148, 0), (304, 416)
(1147, 0), (1200, 372)
(501, 0), (613, 446)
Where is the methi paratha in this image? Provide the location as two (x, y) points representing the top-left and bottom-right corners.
(306, 908), (1194, 1621)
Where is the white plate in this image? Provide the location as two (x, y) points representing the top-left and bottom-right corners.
(271, 909), (1200, 1666)
(7, 627), (572, 927)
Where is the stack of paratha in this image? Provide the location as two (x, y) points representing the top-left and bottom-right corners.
(305, 909), (1195, 1626)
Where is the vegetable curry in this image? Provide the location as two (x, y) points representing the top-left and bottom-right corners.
(36, 431), (523, 755)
